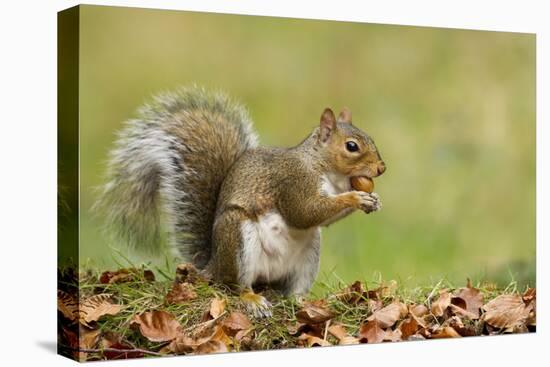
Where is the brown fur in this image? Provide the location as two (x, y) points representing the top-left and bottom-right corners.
(207, 108), (385, 283)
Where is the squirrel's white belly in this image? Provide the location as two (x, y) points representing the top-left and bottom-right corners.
(239, 211), (319, 287)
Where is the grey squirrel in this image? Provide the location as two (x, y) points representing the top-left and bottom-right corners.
(98, 86), (386, 317)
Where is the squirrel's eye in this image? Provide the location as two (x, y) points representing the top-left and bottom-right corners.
(345, 141), (359, 152)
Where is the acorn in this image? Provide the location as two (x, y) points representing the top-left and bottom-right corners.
(350, 176), (374, 193)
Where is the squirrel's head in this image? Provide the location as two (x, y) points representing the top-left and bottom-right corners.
(317, 107), (386, 179)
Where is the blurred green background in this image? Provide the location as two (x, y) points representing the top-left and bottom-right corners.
(69, 5), (536, 289)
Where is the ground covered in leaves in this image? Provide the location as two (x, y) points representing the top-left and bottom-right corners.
(58, 264), (536, 361)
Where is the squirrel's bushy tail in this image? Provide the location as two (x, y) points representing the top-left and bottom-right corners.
(96, 86), (258, 268)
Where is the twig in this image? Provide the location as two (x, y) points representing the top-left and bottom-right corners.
(184, 311), (227, 333)
(324, 319), (331, 341)
(61, 344), (163, 357)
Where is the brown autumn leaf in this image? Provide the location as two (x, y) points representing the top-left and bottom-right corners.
(446, 316), (476, 337)
(359, 320), (386, 343)
(99, 269), (134, 284)
(328, 324), (360, 345)
(208, 298), (226, 319)
(367, 301), (408, 328)
(409, 304), (428, 328)
(77, 326), (101, 361)
(449, 303), (478, 320)
(168, 325), (233, 354)
(79, 294), (122, 327)
(296, 301), (334, 324)
(368, 299), (384, 313)
(327, 324), (347, 339)
(431, 326), (462, 339)
(168, 334), (202, 355)
(297, 332), (331, 347)
(222, 312), (252, 337)
(100, 268), (155, 284)
(482, 294), (531, 329)
(410, 304), (429, 318)
(165, 282), (197, 304)
(384, 328), (403, 342)
(57, 290), (78, 322)
(522, 288), (536, 304)
(131, 310), (182, 342)
(80, 327), (101, 349)
(366, 280), (398, 300)
(399, 317), (419, 339)
(194, 340), (228, 354)
(337, 280), (366, 304)
(210, 324), (234, 348)
(431, 290), (451, 317)
(451, 279), (483, 318)
(167, 325), (232, 355)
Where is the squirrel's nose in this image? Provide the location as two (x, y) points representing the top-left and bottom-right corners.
(377, 161), (386, 175)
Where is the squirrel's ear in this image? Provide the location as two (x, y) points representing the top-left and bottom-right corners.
(320, 108), (336, 142)
(337, 107), (352, 124)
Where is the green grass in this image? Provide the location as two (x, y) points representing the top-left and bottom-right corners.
(60, 259), (534, 361)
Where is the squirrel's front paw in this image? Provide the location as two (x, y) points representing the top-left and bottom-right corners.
(240, 290), (273, 318)
(354, 191), (382, 213)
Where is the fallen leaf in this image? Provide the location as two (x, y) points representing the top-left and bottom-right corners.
(168, 334), (201, 355)
(328, 324), (359, 345)
(409, 304), (428, 328)
(379, 280), (398, 298)
(296, 301), (334, 324)
(446, 316), (476, 337)
(99, 269), (134, 284)
(451, 280), (483, 318)
(522, 288), (536, 304)
(222, 312), (252, 337)
(367, 301), (408, 328)
(482, 294), (531, 329)
(399, 317), (419, 339)
(57, 290), (78, 322)
(337, 281), (365, 304)
(210, 325), (234, 348)
(431, 290), (451, 317)
(449, 303), (478, 320)
(131, 310), (182, 342)
(208, 298), (226, 319)
(80, 327), (101, 349)
(431, 326), (462, 339)
(79, 294), (122, 326)
(297, 332), (331, 347)
(70, 326), (101, 362)
(368, 299), (384, 313)
(383, 328), (402, 342)
(359, 320), (386, 343)
(165, 282), (197, 304)
(367, 280), (398, 300)
(194, 340), (228, 354)
(410, 304), (429, 318)
(327, 324), (347, 340)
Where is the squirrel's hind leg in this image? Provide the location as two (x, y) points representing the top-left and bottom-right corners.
(211, 208), (273, 318)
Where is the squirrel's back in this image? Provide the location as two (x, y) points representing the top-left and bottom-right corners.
(97, 86), (258, 267)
